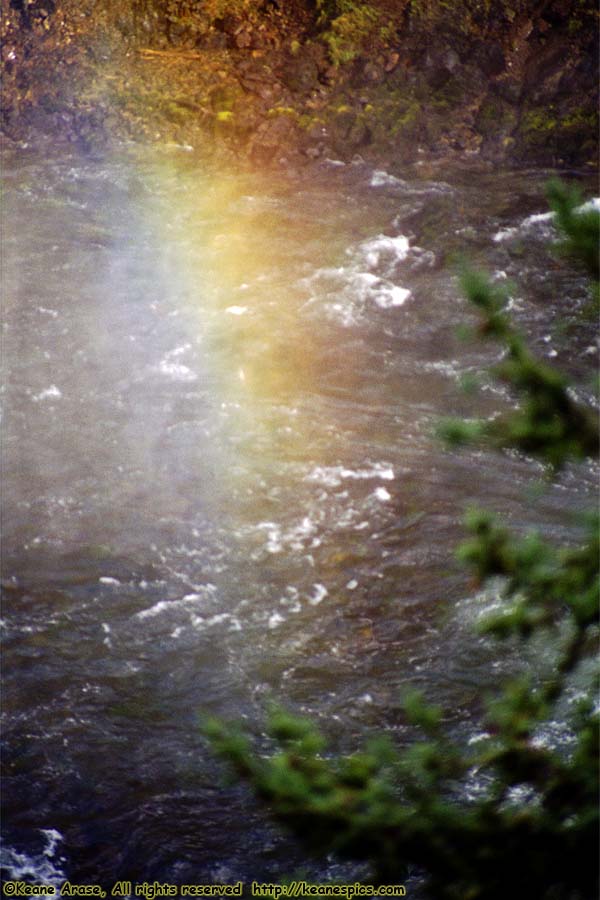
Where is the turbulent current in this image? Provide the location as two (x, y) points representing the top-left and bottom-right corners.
(1, 144), (598, 888)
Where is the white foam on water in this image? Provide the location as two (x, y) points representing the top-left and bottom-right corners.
(32, 385), (62, 402)
(422, 359), (463, 379)
(359, 233), (411, 267)
(158, 360), (197, 382)
(268, 611), (285, 629)
(532, 721), (578, 750)
(493, 198), (599, 243)
(137, 599), (179, 620)
(325, 301), (363, 328)
(493, 211), (553, 243)
(187, 611), (241, 632)
(373, 283), (411, 308)
(300, 265), (348, 295)
(468, 731), (492, 746)
(504, 784), (540, 808)
(525, 211), (554, 225)
(136, 586), (215, 620)
(225, 306), (248, 316)
(345, 270), (412, 309)
(308, 583), (328, 606)
(266, 525), (282, 554)
(281, 599), (302, 614)
(453, 582), (507, 628)
(256, 516), (319, 555)
(301, 225), (414, 324)
(204, 613), (235, 628)
(373, 486), (392, 502)
(157, 343), (197, 382)
(278, 587), (302, 614)
(40, 830), (62, 860)
(0, 830), (65, 889)
(370, 169), (407, 188)
(370, 169), (453, 195)
(354, 271), (379, 288)
(305, 462), (394, 488)
(351, 267), (411, 310)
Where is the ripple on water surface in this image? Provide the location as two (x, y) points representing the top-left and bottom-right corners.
(1, 146), (598, 885)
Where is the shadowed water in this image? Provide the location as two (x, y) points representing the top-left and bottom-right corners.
(1, 145), (597, 886)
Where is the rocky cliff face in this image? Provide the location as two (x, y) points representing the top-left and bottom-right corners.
(1, 0), (598, 169)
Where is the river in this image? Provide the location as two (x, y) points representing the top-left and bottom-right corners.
(1, 143), (597, 889)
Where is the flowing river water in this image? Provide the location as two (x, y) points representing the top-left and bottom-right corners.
(1, 143), (598, 889)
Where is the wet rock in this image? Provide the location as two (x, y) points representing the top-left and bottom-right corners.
(362, 61), (384, 84)
(297, 120), (330, 162)
(525, 42), (565, 91)
(475, 43), (506, 78)
(248, 112), (297, 163)
(209, 82), (241, 114)
(238, 58), (282, 101)
(444, 48), (460, 72)
(493, 75), (522, 104)
(202, 30), (229, 50)
(347, 118), (371, 149)
(234, 28), (252, 50)
(320, 64), (339, 85)
(304, 144), (323, 159)
(426, 62), (453, 91)
(215, 13), (240, 41)
(384, 51), (400, 73)
(280, 52), (319, 93)
(513, 95), (598, 165)
(0, 0), (596, 170)
(476, 94), (518, 140)
(168, 21), (197, 48)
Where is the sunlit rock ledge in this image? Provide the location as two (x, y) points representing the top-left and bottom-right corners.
(1, 0), (598, 170)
